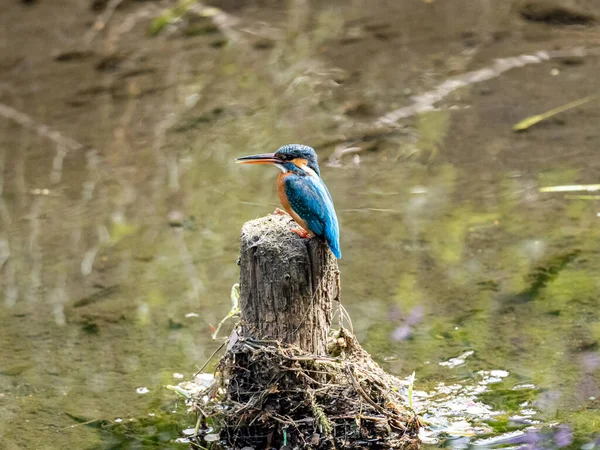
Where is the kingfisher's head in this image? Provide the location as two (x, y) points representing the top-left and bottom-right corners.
(236, 144), (320, 177)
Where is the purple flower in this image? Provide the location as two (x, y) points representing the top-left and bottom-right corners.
(406, 305), (424, 326)
(554, 424), (573, 448)
(523, 429), (543, 450)
(390, 325), (413, 341)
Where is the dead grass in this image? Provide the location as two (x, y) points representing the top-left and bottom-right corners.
(189, 327), (421, 449)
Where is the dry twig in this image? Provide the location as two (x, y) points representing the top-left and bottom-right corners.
(188, 329), (420, 449)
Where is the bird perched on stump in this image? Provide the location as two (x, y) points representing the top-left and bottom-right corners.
(236, 144), (341, 258)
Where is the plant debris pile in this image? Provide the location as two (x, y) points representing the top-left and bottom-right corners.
(189, 328), (421, 449)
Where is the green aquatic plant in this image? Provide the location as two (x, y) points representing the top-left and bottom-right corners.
(537, 268), (597, 314)
(150, 0), (222, 36)
(478, 384), (540, 413)
(150, 0), (196, 35)
(99, 413), (192, 449)
(518, 250), (581, 301)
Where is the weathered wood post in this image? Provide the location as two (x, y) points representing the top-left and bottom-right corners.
(192, 214), (420, 450)
(238, 214), (339, 354)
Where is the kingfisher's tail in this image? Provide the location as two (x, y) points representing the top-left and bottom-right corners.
(327, 235), (341, 259)
(330, 244), (342, 259)
(324, 212), (341, 259)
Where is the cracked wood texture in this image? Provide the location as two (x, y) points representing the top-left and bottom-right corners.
(239, 214), (340, 355)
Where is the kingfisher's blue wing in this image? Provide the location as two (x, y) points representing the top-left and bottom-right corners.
(284, 174), (341, 258)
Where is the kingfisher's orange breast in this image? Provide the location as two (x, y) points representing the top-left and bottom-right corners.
(277, 172), (312, 234)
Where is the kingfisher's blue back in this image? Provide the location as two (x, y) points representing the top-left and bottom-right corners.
(283, 173), (341, 258)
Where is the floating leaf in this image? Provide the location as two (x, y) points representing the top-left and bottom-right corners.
(165, 385), (192, 398)
(513, 94), (598, 131)
(539, 184), (600, 193)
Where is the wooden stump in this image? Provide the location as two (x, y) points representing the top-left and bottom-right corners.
(189, 214), (421, 450)
(238, 214), (340, 355)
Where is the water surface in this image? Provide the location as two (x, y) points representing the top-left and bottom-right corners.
(1, 1), (599, 448)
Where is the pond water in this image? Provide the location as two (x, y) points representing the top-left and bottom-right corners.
(1, 1), (599, 449)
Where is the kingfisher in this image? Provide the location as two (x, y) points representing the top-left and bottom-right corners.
(236, 144), (341, 258)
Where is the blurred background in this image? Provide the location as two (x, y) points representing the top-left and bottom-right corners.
(1, 0), (599, 448)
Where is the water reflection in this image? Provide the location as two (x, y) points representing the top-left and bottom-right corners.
(1, 0), (600, 448)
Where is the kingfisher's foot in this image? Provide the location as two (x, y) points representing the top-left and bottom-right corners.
(291, 227), (312, 239)
(273, 208), (289, 216)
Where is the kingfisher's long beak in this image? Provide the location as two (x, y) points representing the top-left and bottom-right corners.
(235, 153), (283, 165)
